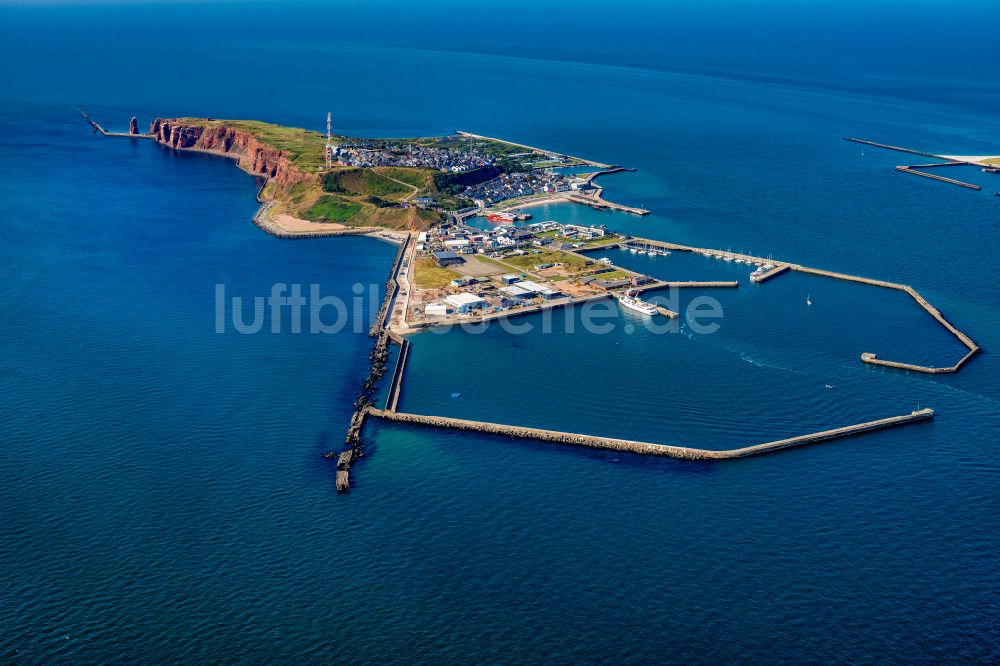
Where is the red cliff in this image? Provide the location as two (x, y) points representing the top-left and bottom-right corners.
(149, 118), (311, 189)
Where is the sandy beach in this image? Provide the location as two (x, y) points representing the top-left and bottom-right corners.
(272, 213), (345, 232)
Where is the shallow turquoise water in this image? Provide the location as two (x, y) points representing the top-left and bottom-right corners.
(1, 4), (999, 663)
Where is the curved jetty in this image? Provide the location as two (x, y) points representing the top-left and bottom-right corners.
(370, 408), (935, 460)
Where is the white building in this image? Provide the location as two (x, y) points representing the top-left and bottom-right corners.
(565, 223), (606, 237)
(500, 284), (535, 302)
(513, 280), (546, 295)
(425, 303), (448, 316)
(444, 292), (487, 314)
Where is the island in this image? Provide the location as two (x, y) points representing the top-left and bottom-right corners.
(84, 111), (981, 491)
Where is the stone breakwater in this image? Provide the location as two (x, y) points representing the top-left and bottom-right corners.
(370, 408), (936, 460)
(326, 235), (411, 491)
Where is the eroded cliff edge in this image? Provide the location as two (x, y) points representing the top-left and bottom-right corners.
(150, 118), (312, 190)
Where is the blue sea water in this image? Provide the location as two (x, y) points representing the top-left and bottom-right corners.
(1, 2), (999, 663)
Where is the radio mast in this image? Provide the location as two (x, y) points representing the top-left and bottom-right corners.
(325, 112), (333, 169)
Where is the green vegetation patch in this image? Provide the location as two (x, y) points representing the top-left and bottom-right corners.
(413, 257), (461, 289)
(590, 269), (633, 280)
(306, 195), (362, 223)
(561, 234), (621, 248)
(379, 167), (433, 189)
(501, 250), (590, 271)
(433, 167), (502, 195)
(173, 118), (326, 172)
(322, 168), (411, 198)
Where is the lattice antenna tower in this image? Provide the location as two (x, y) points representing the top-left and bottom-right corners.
(325, 112), (333, 168)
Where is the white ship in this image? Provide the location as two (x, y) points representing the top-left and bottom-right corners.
(616, 288), (658, 316)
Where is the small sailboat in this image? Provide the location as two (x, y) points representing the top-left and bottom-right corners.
(806, 293), (812, 306)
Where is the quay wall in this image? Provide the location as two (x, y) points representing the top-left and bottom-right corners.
(385, 338), (411, 412)
(657, 281), (738, 288)
(370, 408), (936, 461)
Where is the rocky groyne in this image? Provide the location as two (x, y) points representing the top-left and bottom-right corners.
(325, 235), (411, 491)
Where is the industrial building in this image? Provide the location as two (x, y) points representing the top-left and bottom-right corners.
(444, 292), (487, 314)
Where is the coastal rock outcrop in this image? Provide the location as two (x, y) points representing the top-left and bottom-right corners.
(149, 118), (311, 189)
(129, 117), (138, 135)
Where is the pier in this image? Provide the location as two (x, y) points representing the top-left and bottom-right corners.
(657, 280), (739, 289)
(894, 166), (981, 190)
(78, 108), (153, 139)
(369, 408), (935, 461)
(750, 264), (790, 283)
(565, 193), (650, 215)
(656, 305), (679, 318)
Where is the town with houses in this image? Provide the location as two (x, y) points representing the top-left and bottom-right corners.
(462, 170), (594, 208)
(333, 135), (598, 210)
(335, 139), (499, 173)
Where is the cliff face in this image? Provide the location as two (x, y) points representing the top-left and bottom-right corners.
(149, 118), (311, 189)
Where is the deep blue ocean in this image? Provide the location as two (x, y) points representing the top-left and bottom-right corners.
(1, 2), (998, 663)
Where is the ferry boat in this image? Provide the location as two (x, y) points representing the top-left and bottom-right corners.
(486, 211), (517, 223)
(616, 288), (658, 316)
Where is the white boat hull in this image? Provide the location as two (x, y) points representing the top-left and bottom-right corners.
(616, 294), (658, 316)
